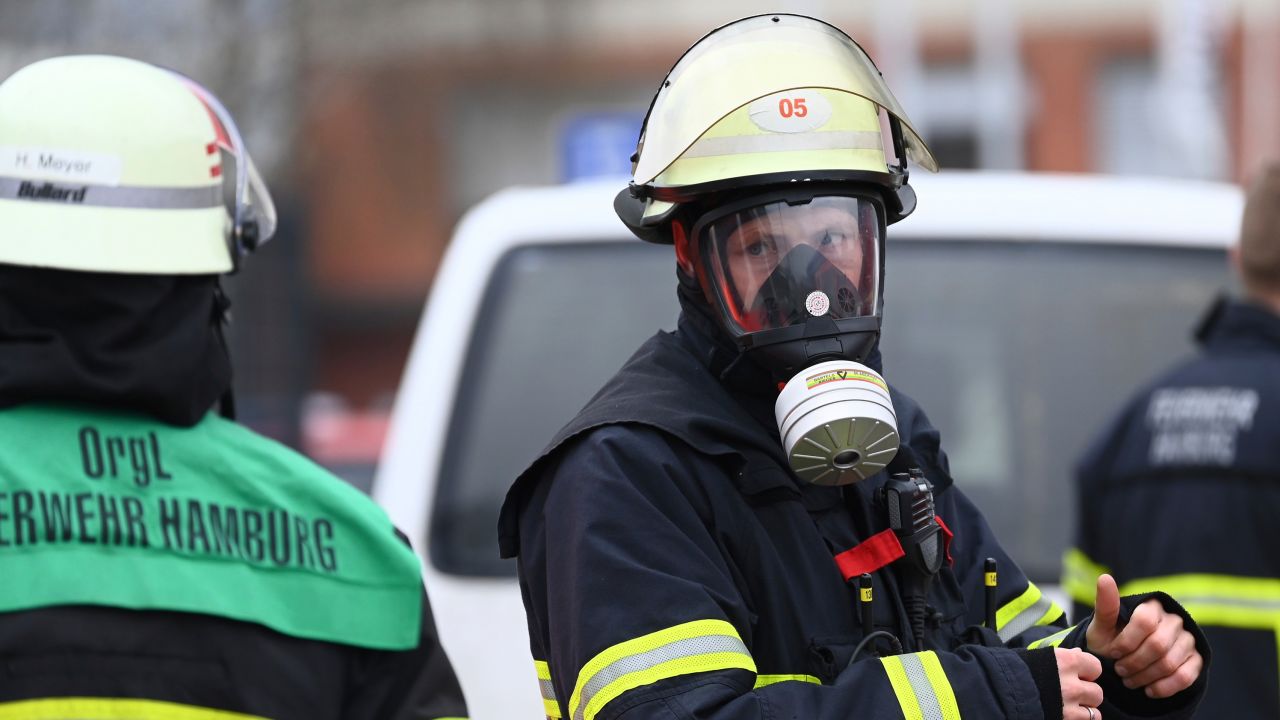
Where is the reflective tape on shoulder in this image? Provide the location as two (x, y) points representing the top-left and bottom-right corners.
(997, 582), (1065, 642)
(569, 619), (754, 720)
(880, 651), (961, 720)
(0, 176), (222, 209)
(0, 697), (266, 719)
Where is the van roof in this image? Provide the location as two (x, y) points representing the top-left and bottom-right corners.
(456, 170), (1243, 254)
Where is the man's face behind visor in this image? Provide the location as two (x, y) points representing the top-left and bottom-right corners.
(695, 195), (881, 336)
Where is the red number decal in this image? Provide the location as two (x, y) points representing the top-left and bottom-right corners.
(777, 97), (808, 119)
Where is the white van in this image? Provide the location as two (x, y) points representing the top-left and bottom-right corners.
(374, 172), (1242, 719)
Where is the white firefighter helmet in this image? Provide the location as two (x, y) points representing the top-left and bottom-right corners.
(616, 13), (938, 243)
(0, 55), (276, 274)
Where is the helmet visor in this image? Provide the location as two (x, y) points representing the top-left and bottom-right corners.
(171, 72), (278, 252)
(696, 195), (880, 335)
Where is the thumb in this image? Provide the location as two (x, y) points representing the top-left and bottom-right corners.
(1090, 573), (1121, 647)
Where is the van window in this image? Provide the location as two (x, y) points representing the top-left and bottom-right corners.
(431, 242), (679, 576)
(431, 239), (1228, 580)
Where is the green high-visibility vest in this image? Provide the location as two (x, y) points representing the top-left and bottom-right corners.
(0, 403), (422, 650)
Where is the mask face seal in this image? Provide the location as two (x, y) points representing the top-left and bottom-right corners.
(691, 189), (899, 483)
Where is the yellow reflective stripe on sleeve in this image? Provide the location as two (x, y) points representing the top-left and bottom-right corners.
(1118, 574), (1280, 629)
(569, 619), (755, 720)
(754, 674), (822, 687)
(995, 582), (1064, 642)
(535, 659), (562, 719)
(0, 698), (266, 719)
(880, 651), (961, 720)
(1063, 548), (1109, 607)
(1028, 625), (1076, 649)
(917, 651), (962, 720)
(881, 654), (923, 719)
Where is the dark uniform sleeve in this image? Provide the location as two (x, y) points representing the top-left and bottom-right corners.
(515, 425), (1052, 720)
(342, 536), (469, 720)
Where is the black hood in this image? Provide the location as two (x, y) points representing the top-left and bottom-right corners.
(0, 265), (232, 426)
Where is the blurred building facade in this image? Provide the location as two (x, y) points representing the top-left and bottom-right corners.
(2, 0), (1278, 464)
(300, 0), (1278, 440)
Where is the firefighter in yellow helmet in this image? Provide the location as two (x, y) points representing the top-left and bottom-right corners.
(0, 55), (467, 719)
(500, 14), (1209, 720)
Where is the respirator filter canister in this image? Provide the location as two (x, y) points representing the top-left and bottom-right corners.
(775, 360), (899, 485)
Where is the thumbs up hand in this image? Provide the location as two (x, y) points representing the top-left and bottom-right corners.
(1085, 574), (1203, 699)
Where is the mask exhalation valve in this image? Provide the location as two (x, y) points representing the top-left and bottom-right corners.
(775, 360), (899, 485)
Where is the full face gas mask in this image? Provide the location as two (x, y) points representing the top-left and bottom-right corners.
(613, 13), (940, 485)
(688, 188), (899, 484)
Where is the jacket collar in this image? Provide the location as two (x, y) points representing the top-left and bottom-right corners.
(1196, 296), (1280, 353)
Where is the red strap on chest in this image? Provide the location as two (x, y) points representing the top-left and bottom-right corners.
(832, 515), (956, 582)
(834, 529), (904, 581)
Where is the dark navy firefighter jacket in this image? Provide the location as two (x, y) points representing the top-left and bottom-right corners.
(1069, 297), (1280, 719)
(502, 315), (1209, 720)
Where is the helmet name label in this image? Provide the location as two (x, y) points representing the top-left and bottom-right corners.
(748, 91), (832, 134)
(16, 180), (86, 203)
(0, 145), (122, 185)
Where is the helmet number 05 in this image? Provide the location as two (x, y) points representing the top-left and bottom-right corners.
(778, 97), (808, 118)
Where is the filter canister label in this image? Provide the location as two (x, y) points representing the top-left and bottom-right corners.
(804, 367), (888, 392)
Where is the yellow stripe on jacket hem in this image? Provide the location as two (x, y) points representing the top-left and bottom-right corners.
(1119, 574), (1280, 629)
(0, 698), (267, 720)
(1063, 548), (1109, 606)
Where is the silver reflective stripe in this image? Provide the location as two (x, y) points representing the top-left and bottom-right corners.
(1028, 625), (1074, 650)
(681, 130), (883, 159)
(573, 634), (749, 720)
(0, 176), (222, 209)
(999, 594), (1059, 642)
(899, 653), (946, 720)
(1178, 595), (1280, 611)
(540, 677), (557, 702)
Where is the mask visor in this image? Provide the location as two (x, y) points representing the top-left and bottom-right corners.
(696, 194), (880, 336)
